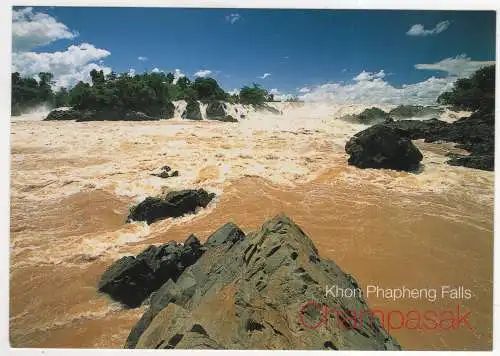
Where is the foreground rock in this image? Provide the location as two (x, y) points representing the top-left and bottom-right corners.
(44, 108), (83, 121)
(125, 215), (401, 350)
(127, 189), (216, 224)
(345, 124), (423, 171)
(98, 235), (204, 308)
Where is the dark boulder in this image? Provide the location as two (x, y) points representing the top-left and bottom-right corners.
(97, 256), (158, 308)
(127, 189), (216, 224)
(345, 124), (423, 171)
(44, 108), (83, 121)
(99, 234), (205, 309)
(182, 100), (202, 121)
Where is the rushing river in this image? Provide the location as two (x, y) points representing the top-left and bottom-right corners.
(9, 103), (493, 350)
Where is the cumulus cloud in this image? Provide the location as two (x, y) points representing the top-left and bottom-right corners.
(353, 70), (386, 81)
(12, 42), (112, 89)
(300, 75), (456, 105)
(414, 54), (495, 77)
(258, 73), (271, 79)
(407, 20), (450, 36)
(299, 54), (494, 105)
(12, 6), (78, 51)
(194, 69), (212, 78)
(225, 13), (241, 24)
(138, 56), (148, 61)
(298, 87), (310, 93)
(151, 67), (161, 73)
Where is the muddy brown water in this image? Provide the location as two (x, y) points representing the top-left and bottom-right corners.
(9, 108), (493, 350)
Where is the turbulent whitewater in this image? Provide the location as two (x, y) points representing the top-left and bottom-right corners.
(10, 102), (493, 350)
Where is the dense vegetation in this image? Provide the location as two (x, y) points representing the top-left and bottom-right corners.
(437, 65), (495, 112)
(11, 72), (68, 116)
(11, 70), (277, 116)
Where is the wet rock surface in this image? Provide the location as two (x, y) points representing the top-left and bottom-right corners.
(126, 189), (216, 224)
(125, 215), (401, 350)
(345, 124), (423, 171)
(98, 235), (204, 308)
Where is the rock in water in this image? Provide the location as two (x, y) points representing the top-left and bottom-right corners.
(182, 100), (203, 120)
(388, 105), (443, 119)
(98, 256), (157, 308)
(127, 189), (216, 224)
(44, 108), (83, 121)
(98, 235), (205, 308)
(342, 107), (389, 125)
(345, 124), (423, 171)
(126, 215), (401, 350)
(205, 101), (238, 122)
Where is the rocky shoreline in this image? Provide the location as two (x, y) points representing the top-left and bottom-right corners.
(344, 105), (494, 171)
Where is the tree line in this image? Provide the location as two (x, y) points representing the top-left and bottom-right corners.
(11, 69), (283, 116)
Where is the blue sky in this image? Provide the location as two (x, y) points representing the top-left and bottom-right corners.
(11, 7), (496, 103)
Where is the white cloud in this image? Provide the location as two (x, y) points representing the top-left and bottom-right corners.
(138, 56), (148, 61)
(341, 68), (347, 73)
(301, 54), (495, 105)
(353, 70), (386, 81)
(225, 13), (241, 24)
(12, 7), (78, 51)
(414, 54), (495, 77)
(406, 20), (451, 36)
(194, 69), (212, 78)
(269, 88), (280, 95)
(12, 42), (112, 89)
(128, 68), (136, 77)
(228, 89), (240, 96)
(298, 87), (310, 93)
(151, 67), (161, 73)
(300, 75), (456, 105)
(258, 73), (272, 79)
(173, 68), (185, 84)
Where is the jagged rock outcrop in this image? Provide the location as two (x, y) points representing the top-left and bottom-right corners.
(125, 215), (401, 350)
(182, 100), (203, 121)
(98, 235), (204, 308)
(127, 189), (216, 224)
(44, 108), (83, 121)
(345, 124), (423, 171)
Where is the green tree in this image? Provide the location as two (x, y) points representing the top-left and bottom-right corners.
(239, 84), (269, 105)
(437, 65), (495, 112)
